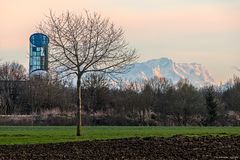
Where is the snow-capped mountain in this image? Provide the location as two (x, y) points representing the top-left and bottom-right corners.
(122, 58), (215, 87)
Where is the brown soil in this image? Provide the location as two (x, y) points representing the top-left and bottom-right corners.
(0, 136), (240, 160)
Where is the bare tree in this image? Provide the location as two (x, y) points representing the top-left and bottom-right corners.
(82, 73), (110, 114)
(39, 11), (138, 136)
(0, 62), (27, 114)
(0, 62), (26, 81)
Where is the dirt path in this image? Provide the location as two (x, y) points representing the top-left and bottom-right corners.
(0, 136), (240, 160)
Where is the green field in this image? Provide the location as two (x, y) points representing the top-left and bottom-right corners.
(0, 126), (240, 145)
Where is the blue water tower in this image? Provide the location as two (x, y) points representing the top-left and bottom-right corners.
(29, 33), (49, 77)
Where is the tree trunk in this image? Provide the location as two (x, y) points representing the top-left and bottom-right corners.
(76, 77), (82, 136)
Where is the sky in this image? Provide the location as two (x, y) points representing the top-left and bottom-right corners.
(0, 0), (240, 83)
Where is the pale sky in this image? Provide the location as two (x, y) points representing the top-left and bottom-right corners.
(0, 0), (240, 83)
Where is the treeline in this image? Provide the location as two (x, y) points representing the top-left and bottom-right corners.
(0, 62), (240, 126)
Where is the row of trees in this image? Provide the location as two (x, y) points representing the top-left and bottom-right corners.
(0, 62), (240, 126)
(0, 62), (75, 115)
(83, 75), (239, 126)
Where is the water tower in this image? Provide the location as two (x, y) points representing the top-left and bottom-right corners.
(29, 33), (49, 77)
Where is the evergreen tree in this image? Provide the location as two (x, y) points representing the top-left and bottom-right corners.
(205, 86), (218, 125)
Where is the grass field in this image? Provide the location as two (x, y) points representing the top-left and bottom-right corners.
(0, 126), (240, 145)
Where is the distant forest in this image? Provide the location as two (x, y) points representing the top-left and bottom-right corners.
(0, 62), (240, 126)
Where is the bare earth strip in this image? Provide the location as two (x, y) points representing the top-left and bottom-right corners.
(0, 136), (240, 160)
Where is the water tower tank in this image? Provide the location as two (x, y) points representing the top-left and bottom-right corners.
(29, 33), (49, 77)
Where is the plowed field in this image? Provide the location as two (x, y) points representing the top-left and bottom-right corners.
(0, 136), (239, 160)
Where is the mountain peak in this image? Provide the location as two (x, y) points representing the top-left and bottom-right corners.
(146, 57), (173, 64)
(159, 57), (172, 62)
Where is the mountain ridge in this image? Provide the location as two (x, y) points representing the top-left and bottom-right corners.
(122, 57), (215, 87)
